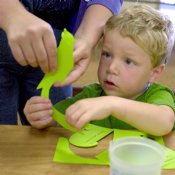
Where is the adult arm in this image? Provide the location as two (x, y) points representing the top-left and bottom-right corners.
(60, 5), (112, 86)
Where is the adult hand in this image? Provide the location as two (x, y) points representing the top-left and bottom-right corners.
(3, 6), (57, 73)
(54, 37), (93, 86)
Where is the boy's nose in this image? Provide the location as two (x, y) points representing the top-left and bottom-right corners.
(108, 59), (120, 75)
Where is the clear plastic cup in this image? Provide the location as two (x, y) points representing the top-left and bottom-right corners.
(109, 136), (165, 175)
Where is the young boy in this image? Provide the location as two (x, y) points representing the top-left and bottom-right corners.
(24, 4), (175, 136)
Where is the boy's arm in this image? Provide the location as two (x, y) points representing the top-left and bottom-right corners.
(109, 96), (175, 136)
(66, 95), (175, 136)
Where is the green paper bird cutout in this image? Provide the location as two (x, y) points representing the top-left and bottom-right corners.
(37, 28), (75, 98)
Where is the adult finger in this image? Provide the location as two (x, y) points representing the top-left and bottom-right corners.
(19, 39), (38, 67)
(42, 26), (57, 72)
(61, 58), (88, 86)
(9, 40), (28, 66)
(32, 34), (49, 72)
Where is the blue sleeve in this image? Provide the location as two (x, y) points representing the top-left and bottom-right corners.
(87, 0), (123, 14)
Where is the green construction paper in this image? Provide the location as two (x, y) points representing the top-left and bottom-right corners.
(69, 124), (113, 147)
(53, 137), (109, 165)
(36, 29), (76, 131)
(96, 149), (109, 163)
(37, 28), (75, 98)
(113, 129), (164, 145)
(52, 108), (77, 133)
(53, 130), (175, 169)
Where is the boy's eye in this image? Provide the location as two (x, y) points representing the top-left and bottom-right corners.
(125, 58), (134, 65)
(101, 51), (111, 59)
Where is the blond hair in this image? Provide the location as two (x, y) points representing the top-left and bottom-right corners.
(104, 4), (174, 67)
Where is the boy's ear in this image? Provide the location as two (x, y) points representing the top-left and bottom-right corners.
(149, 64), (165, 83)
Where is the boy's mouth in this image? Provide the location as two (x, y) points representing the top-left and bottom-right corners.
(104, 80), (117, 88)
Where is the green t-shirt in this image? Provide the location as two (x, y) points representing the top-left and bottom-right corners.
(54, 83), (175, 130)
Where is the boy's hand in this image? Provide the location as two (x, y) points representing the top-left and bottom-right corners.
(24, 96), (55, 129)
(65, 97), (111, 130)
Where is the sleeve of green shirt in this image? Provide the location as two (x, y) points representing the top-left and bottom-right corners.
(140, 83), (175, 111)
(147, 90), (175, 110)
(137, 83), (175, 130)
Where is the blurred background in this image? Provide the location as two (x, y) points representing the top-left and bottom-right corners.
(73, 0), (175, 90)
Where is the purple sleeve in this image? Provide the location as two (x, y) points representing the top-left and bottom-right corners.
(87, 0), (123, 14)
(70, 0), (123, 33)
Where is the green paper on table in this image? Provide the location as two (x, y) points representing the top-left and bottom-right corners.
(53, 137), (109, 165)
(37, 28), (75, 98)
(54, 129), (175, 169)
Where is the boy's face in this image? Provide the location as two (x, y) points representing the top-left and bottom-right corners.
(98, 30), (157, 99)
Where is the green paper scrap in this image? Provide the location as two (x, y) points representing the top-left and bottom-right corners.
(162, 146), (175, 169)
(53, 137), (109, 165)
(37, 28), (75, 98)
(69, 124), (113, 147)
(96, 150), (109, 163)
(113, 129), (164, 145)
(52, 108), (77, 133)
